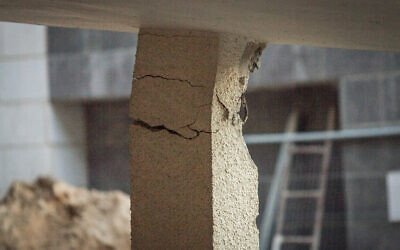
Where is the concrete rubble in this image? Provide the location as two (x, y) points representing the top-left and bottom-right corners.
(0, 177), (130, 250)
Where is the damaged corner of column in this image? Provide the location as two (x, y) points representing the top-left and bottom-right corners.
(130, 28), (266, 249)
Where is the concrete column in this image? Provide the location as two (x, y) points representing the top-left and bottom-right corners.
(130, 28), (265, 249)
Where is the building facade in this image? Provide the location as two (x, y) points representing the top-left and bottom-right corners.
(1, 22), (400, 249)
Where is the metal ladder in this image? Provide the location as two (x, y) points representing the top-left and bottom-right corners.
(271, 107), (335, 250)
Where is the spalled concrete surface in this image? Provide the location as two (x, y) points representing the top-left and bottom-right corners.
(130, 29), (264, 249)
(211, 34), (263, 248)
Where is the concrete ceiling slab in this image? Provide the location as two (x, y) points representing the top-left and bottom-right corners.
(0, 0), (399, 51)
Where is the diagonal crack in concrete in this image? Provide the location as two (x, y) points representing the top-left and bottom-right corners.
(131, 118), (217, 140)
(133, 74), (205, 88)
(139, 32), (210, 39)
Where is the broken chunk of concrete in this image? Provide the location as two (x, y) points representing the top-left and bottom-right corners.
(0, 178), (130, 250)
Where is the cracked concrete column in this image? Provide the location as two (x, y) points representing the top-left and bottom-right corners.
(130, 28), (265, 249)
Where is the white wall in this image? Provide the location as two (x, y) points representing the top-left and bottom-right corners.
(0, 22), (88, 198)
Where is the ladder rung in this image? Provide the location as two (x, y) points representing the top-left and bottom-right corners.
(281, 235), (314, 244)
(283, 190), (322, 198)
(290, 145), (326, 154)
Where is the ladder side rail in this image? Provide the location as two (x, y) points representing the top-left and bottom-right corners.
(271, 165), (291, 250)
(311, 107), (335, 250)
(261, 110), (299, 250)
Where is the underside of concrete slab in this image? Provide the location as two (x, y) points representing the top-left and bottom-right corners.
(0, 1), (399, 51)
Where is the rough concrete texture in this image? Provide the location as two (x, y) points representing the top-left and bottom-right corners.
(130, 28), (265, 249)
(0, 178), (130, 250)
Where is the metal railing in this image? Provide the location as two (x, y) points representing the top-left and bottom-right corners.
(245, 125), (400, 145)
